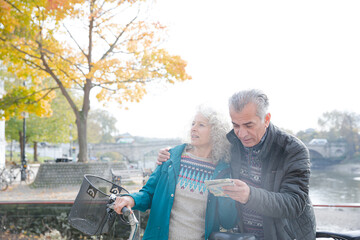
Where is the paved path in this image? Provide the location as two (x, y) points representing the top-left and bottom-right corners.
(0, 163), (143, 202)
(0, 181), (143, 202)
(315, 207), (360, 232)
(0, 183), (80, 201)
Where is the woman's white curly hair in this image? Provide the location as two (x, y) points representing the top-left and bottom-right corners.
(186, 105), (231, 164)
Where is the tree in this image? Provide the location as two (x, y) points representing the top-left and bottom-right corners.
(88, 109), (118, 143)
(1, 68), (78, 162)
(0, 0), (191, 162)
(1, 67), (56, 162)
(318, 110), (360, 158)
(0, 65), (55, 121)
(5, 91), (77, 162)
(296, 128), (321, 144)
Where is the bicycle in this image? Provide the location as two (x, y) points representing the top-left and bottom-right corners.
(6, 162), (35, 185)
(0, 168), (9, 191)
(68, 174), (138, 240)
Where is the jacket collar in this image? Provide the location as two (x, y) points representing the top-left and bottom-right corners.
(168, 144), (186, 175)
(226, 122), (276, 159)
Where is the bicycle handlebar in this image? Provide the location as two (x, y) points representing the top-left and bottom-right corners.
(107, 194), (130, 216)
(107, 194), (138, 240)
(121, 206), (131, 217)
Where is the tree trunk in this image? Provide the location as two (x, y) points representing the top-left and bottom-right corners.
(76, 112), (88, 162)
(33, 141), (38, 162)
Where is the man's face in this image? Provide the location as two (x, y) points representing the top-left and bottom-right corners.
(229, 103), (270, 147)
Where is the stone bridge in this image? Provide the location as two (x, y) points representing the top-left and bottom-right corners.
(90, 139), (182, 162)
(307, 142), (347, 159)
(90, 138), (346, 162)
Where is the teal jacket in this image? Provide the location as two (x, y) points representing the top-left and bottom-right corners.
(130, 144), (237, 240)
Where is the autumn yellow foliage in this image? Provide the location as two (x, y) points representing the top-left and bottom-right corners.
(0, 0), (191, 161)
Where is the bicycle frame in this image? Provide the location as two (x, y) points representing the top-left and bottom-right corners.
(0, 168), (9, 191)
(7, 164), (35, 184)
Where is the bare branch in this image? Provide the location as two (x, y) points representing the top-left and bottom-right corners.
(22, 58), (47, 71)
(37, 40), (80, 117)
(94, 29), (111, 45)
(26, 88), (56, 105)
(93, 77), (155, 87)
(63, 24), (88, 58)
(39, 51), (85, 90)
(95, 10), (118, 27)
(8, 43), (42, 60)
(93, 84), (117, 92)
(36, 40), (87, 77)
(100, 12), (139, 61)
(3, 0), (23, 14)
(58, 67), (84, 90)
(88, 0), (97, 61)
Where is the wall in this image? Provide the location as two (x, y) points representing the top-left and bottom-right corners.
(32, 162), (127, 188)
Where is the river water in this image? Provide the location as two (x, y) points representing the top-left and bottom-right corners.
(310, 162), (360, 204)
(309, 161), (360, 232)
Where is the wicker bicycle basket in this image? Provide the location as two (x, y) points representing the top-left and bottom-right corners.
(68, 174), (129, 235)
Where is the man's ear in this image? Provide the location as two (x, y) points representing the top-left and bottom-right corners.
(265, 113), (271, 127)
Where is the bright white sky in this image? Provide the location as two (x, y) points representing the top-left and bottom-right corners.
(94, 0), (360, 139)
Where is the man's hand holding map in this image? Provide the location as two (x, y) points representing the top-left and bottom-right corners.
(204, 178), (234, 197)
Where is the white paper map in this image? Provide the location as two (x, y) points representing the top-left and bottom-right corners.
(204, 178), (234, 197)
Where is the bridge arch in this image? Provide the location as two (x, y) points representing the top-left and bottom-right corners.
(306, 140), (347, 159)
(91, 139), (182, 163)
(309, 149), (324, 159)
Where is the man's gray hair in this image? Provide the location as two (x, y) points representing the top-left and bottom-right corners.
(229, 89), (269, 120)
(186, 105), (231, 163)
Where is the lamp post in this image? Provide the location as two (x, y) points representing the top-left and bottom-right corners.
(20, 80), (28, 181)
(20, 111), (28, 181)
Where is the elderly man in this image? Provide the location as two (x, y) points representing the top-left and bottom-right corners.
(158, 89), (316, 240)
(221, 89), (316, 240)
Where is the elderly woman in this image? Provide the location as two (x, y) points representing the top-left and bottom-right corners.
(113, 105), (237, 240)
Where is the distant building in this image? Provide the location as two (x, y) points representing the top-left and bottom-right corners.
(115, 133), (135, 144)
(0, 80), (5, 168)
(304, 128), (316, 133)
(308, 138), (328, 146)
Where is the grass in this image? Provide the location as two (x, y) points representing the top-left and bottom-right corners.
(5, 150), (50, 165)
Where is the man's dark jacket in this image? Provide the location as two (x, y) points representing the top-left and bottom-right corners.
(227, 123), (316, 240)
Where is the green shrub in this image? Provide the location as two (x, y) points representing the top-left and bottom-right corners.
(0, 203), (149, 239)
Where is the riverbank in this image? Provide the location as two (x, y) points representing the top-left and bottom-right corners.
(311, 160), (360, 232)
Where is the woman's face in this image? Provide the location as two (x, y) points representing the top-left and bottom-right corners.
(190, 113), (212, 149)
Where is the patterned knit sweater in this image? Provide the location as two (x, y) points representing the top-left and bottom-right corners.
(168, 151), (216, 240)
(239, 130), (268, 240)
(240, 146), (264, 239)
